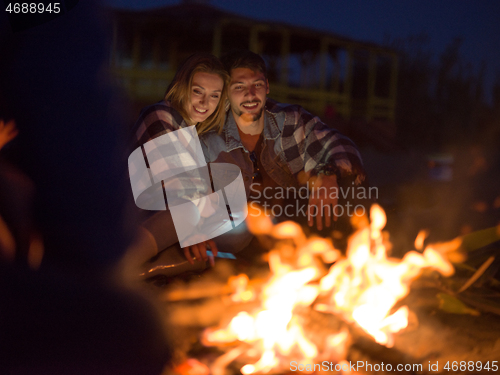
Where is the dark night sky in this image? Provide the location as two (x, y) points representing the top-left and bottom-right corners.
(106, 0), (500, 103)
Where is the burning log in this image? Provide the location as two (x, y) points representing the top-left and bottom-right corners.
(160, 204), (500, 375)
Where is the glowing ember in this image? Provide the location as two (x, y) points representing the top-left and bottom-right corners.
(204, 204), (455, 374)
(228, 274), (255, 303)
(414, 229), (429, 250)
(174, 358), (210, 375)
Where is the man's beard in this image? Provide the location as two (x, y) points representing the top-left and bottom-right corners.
(234, 101), (264, 122)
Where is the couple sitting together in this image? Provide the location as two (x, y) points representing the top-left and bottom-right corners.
(128, 50), (367, 277)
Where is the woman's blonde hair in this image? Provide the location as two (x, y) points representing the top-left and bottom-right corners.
(165, 53), (229, 134)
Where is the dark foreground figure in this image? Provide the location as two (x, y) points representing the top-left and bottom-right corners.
(0, 2), (171, 374)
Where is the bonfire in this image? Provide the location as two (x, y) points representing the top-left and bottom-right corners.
(195, 205), (451, 373)
(162, 204), (500, 375)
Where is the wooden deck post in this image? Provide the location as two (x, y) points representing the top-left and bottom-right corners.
(212, 20), (222, 57)
(249, 25), (260, 53)
(152, 37), (160, 69)
(280, 29), (290, 87)
(367, 50), (377, 121)
(132, 25), (141, 69)
(319, 37), (329, 91)
(344, 48), (353, 119)
(318, 37), (329, 116)
(111, 19), (118, 67)
(130, 24), (141, 95)
(389, 53), (399, 121)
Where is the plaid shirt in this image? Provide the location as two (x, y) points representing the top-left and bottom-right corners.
(265, 99), (365, 183)
(130, 100), (211, 204)
(132, 100), (186, 150)
(201, 98), (365, 188)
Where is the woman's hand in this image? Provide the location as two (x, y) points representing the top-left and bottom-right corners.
(183, 239), (218, 267)
(0, 119), (18, 150)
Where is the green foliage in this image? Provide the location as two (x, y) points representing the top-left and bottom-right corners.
(437, 292), (480, 316)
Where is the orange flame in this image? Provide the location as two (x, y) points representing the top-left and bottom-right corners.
(414, 229), (429, 250)
(204, 204), (455, 373)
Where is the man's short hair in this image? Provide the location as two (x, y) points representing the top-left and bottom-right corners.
(220, 50), (267, 79)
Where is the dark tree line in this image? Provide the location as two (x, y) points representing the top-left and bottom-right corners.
(386, 34), (500, 151)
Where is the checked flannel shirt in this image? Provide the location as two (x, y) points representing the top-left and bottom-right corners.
(132, 100), (187, 150)
(131, 100), (212, 204)
(266, 98), (365, 182)
(200, 98), (366, 199)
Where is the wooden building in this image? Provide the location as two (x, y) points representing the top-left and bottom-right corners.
(110, 2), (398, 124)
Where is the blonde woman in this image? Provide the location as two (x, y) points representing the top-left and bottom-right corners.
(128, 53), (230, 276)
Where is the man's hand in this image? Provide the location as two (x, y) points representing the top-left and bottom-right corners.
(308, 174), (339, 231)
(183, 239), (218, 267)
